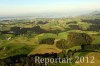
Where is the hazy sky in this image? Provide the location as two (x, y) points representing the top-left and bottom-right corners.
(0, 0), (100, 17)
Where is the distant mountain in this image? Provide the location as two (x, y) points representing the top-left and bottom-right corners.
(80, 11), (100, 18)
(90, 11), (100, 16)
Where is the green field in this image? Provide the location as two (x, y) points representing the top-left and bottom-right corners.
(0, 16), (100, 66)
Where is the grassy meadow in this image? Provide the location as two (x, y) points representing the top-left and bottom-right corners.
(0, 16), (100, 66)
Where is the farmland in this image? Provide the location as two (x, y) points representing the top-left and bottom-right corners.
(0, 12), (100, 66)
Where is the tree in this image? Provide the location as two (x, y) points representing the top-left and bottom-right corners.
(67, 32), (93, 46)
(25, 31), (36, 38)
(39, 38), (55, 44)
(10, 26), (21, 35)
(36, 33), (57, 44)
(56, 39), (68, 49)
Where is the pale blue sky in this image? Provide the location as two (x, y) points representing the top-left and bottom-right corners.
(0, 0), (100, 17)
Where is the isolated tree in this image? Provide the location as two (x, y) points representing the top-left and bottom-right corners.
(67, 32), (93, 46)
